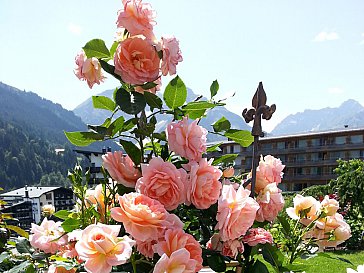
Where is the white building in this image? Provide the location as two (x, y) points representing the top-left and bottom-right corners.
(0, 186), (74, 224)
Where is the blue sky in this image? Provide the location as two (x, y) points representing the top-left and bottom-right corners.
(1, 0), (363, 131)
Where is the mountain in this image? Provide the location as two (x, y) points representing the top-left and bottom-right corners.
(271, 99), (364, 135)
(0, 82), (88, 190)
(73, 88), (251, 142)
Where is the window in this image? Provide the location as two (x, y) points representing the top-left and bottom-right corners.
(277, 142), (285, 149)
(298, 139), (307, 148)
(350, 150), (360, 158)
(351, 135), (363, 144)
(335, 136), (346, 145)
(45, 193), (52, 200)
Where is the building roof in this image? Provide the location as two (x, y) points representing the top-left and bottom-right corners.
(0, 187), (60, 198)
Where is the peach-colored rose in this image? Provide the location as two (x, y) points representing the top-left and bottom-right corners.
(111, 192), (182, 242)
(116, 0), (156, 39)
(256, 183), (285, 222)
(286, 194), (321, 224)
(74, 50), (105, 89)
(75, 223), (135, 273)
(153, 248), (197, 273)
(223, 167), (235, 178)
(321, 195), (340, 216)
(154, 229), (203, 272)
(185, 159), (222, 209)
(216, 185), (259, 241)
(221, 239), (244, 259)
(136, 157), (187, 210)
(242, 228), (273, 246)
(114, 37), (160, 85)
(161, 36), (183, 76)
(30, 218), (67, 254)
(47, 265), (76, 273)
(102, 151), (141, 188)
(166, 116), (207, 161)
(253, 155), (285, 193)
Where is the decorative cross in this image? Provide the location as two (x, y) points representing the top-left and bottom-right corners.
(242, 82), (276, 196)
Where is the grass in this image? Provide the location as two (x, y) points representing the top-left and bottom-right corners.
(265, 250), (364, 273)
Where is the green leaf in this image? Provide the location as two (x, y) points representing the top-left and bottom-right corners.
(212, 117), (231, 132)
(109, 41), (119, 58)
(109, 116), (125, 135)
(212, 154), (238, 165)
(16, 238), (33, 254)
(5, 261), (31, 273)
(153, 132), (166, 141)
(115, 88), (146, 115)
(163, 75), (187, 109)
(25, 264), (36, 273)
(251, 260), (269, 273)
(119, 140), (142, 166)
(6, 225), (28, 238)
(64, 131), (104, 146)
(224, 129), (254, 147)
(0, 252), (9, 263)
(280, 263), (308, 272)
(83, 38), (110, 59)
(31, 252), (49, 261)
(183, 101), (215, 111)
(207, 254), (226, 272)
(262, 244), (285, 268)
(53, 210), (71, 220)
(99, 60), (122, 81)
(139, 82), (158, 90)
(122, 118), (138, 131)
(277, 215), (291, 236)
(210, 80), (219, 98)
(92, 96), (116, 111)
(61, 218), (82, 232)
(206, 142), (222, 152)
(144, 91), (163, 110)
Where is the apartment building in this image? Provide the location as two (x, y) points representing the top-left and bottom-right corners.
(210, 127), (364, 192)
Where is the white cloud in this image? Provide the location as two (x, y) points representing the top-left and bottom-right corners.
(327, 87), (344, 94)
(68, 23), (82, 35)
(313, 31), (339, 42)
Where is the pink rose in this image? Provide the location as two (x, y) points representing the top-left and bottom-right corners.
(256, 183), (285, 222)
(116, 0), (156, 39)
(30, 218), (67, 254)
(286, 194), (321, 224)
(75, 224), (135, 273)
(222, 240), (244, 259)
(253, 155), (285, 193)
(111, 192), (182, 242)
(74, 50), (105, 89)
(216, 185), (259, 241)
(185, 159), (222, 209)
(102, 151), (141, 188)
(136, 239), (158, 258)
(153, 248), (197, 273)
(160, 36), (183, 76)
(166, 116), (207, 161)
(114, 37), (160, 85)
(154, 229), (203, 272)
(47, 265), (76, 273)
(321, 195), (340, 216)
(136, 157), (187, 210)
(242, 228), (273, 246)
(223, 167), (235, 178)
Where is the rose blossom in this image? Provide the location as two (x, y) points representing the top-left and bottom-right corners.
(102, 151), (141, 188)
(30, 218), (67, 254)
(321, 195), (340, 216)
(116, 0), (156, 39)
(74, 50), (105, 88)
(216, 185), (259, 241)
(286, 194), (321, 224)
(114, 37), (160, 85)
(242, 228), (273, 246)
(47, 265), (76, 273)
(75, 223), (135, 273)
(153, 248), (197, 273)
(136, 157), (187, 210)
(154, 229), (203, 272)
(160, 36), (183, 76)
(252, 155), (285, 193)
(166, 116), (207, 161)
(223, 167), (235, 178)
(185, 159), (222, 209)
(111, 192), (183, 242)
(256, 183), (285, 222)
(221, 240), (244, 259)
(136, 239), (157, 258)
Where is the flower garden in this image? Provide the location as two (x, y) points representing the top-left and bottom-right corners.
(0, 0), (363, 272)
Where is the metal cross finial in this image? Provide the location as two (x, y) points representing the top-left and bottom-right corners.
(242, 82), (276, 196)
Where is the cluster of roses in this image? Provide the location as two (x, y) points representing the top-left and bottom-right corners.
(287, 194), (351, 249)
(74, 0), (182, 91)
